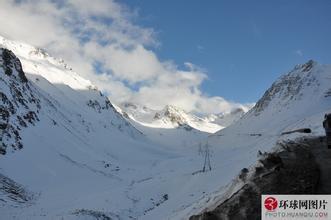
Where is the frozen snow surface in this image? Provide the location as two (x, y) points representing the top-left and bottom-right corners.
(1, 36), (331, 220)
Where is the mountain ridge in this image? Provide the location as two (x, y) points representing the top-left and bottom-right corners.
(121, 102), (223, 133)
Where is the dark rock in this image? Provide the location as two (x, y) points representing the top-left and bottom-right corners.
(1, 48), (28, 83)
(239, 168), (249, 181)
(72, 209), (112, 220)
(0, 48), (40, 154)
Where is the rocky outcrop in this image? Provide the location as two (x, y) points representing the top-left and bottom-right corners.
(0, 48), (40, 155)
(72, 209), (113, 220)
(0, 173), (36, 204)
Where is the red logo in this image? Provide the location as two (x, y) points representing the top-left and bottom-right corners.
(264, 197), (278, 211)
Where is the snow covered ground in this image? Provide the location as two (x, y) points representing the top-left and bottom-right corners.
(1, 36), (331, 220)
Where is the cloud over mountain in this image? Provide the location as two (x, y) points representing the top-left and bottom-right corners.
(0, 0), (245, 114)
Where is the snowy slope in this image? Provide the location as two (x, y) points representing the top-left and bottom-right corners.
(1, 34), (331, 220)
(0, 37), (221, 220)
(120, 102), (223, 133)
(0, 38), (184, 219)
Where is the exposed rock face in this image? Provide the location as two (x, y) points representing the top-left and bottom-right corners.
(253, 60), (318, 115)
(1, 49), (28, 83)
(122, 102), (138, 110)
(87, 99), (119, 114)
(0, 48), (40, 155)
(0, 173), (36, 204)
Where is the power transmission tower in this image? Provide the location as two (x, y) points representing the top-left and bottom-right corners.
(202, 142), (211, 172)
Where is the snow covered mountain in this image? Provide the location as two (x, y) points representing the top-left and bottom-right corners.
(1, 34), (331, 220)
(0, 37), (182, 219)
(0, 35), (144, 143)
(180, 60), (331, 218)
(120, 102), (223, 133)
(114, 103), (212, 150)
(0, 36), (223, 220)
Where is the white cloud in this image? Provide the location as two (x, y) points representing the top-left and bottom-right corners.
(197, 45), (204, 51)
(295, 49), (303, 57)
(0, 0), (244, 114)
(105, 45), (164, 83)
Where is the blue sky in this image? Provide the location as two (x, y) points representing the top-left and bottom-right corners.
(122, 0), (331, 103)
(2, 0), (330, 113)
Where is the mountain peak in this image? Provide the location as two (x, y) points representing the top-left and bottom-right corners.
(162, 105), (187, 125)
(0, 35), (94, 90)
(252, 60), (329, 116)
(163, 104), (187, 115)
(294, 59), (317, 72)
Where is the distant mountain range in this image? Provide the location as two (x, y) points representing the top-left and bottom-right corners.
(118, 101), (252, 133)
